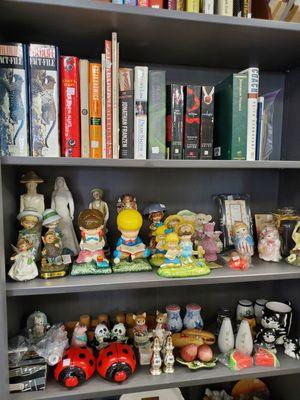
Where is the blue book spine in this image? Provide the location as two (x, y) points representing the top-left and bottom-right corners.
(124, 0), (137, 5)
(112, 0), (124, 4)
(255, 96), (264, 160)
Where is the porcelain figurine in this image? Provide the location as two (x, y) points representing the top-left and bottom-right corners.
(27, 311), (50, 341)
(218, 317), (234, 354)
(113, 209), (151, 273)
(116, 194), (137, 214)
(228, 251), (250, 271)
(162, 233), (181, 265)
(17, 208), (42, 259)
(193, 213), (212, 246)
(20, 171), (45, 215)
(260, 301), (292, 345)
(177, 209), (196, 223)
(72, 209), (111, 275)
(235, 320), (253, 355)
(183, 304), (204, 330)
(153, 225), (167, 254)
(166, 305), (183, 333)
(163, 334), (175, 373)
(94, 323), (111, 348)
(255, 328), (277, 353)
(258, 225), (282, 262)
(153, 311), (168, 346)
(89, 188), (109, 227)
(284, 338), (300, 360)
(143, 203), (166, 249)
(164, 215), (183, 234)
(71, 322), (88, 347)
(150, 337), (162, 376)
(111, 323), (128, 343)
(236, 299), (254, 322)
(287, 221), (300, 266)
(51, 176), (80, 255)
(232, 221), (254, 263)
(175, 222), (195, 263)
(200, 222), (222, 263)
(133, 313), (150, 347)
(8, 238), (39, 282)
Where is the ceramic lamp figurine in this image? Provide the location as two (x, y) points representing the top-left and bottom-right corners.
(112, 209), (151, 273)
(71, 209), (111, 276)
(258, 225), (282, 262)
(17, 208), (42, 260)
(116, 194), (137, 214)
(8, 238), (39, 282)
(20, 171), (45, 215)
(286, 221), (300, 266)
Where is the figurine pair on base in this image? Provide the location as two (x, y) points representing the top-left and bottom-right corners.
(150, 335), (175, 375)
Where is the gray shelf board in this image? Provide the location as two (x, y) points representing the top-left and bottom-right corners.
(2, 157), (300, 169)
(9, 353), (300, 400)
(2, 0), (300, 70)
(6, 258), (300, 297)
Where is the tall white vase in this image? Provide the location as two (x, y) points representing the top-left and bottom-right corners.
(235, 319), (253, 355)
(218, 317), (235, 354)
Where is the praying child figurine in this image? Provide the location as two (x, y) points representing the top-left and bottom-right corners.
(232, 222), (254, 264)
(8, 238), (39, 282)
(258, 225), (282, 262)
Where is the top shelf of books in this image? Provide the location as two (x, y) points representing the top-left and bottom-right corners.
(2, 0), (300, 71)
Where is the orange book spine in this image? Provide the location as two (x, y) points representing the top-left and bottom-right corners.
(89, 63), (102, 158)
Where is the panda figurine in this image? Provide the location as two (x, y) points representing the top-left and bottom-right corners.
(94, 323), (111, 349)
(284, 338), (300, 360)
(111, 323), (128, 343)
(255, 328), (277, 353)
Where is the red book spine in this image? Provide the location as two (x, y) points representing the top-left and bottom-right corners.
(105, 40), (113, 159)
(60, 56), (81, 157)
(138, 0), (149, 5)
(150, 0), (164, 7)
(168, 0), (176, 9)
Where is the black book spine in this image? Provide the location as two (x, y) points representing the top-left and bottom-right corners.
(119, 68), (134, 159)
(200, 86), (214, 160)
(184, 85), (201, 160)
(166, 84), (184, 160)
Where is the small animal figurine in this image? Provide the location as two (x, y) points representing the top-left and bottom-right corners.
(232, 221), (254, 261)
(163, 233), (181, 265)
(286, 221), (300, 266)
(8, 238), (39, 282)
(153, 311), (168, 346)
(164, 215), (184, 234)
(228, 251), (250, 271)
(163, 334), (175, 374)
(150, 337), (162, 376)
(200, 222), (221, 263)
(175, 222), (195, 263)
(143, 203), (167, 249)
(71, 322), (88, 348)
(27, 311), (50, 342)
(117, 194), (137, 214)
(255, 328), (277, 353)
(133, 313), (148, 337)
(94, 323), (111, 348)
(258, 225), (282, 262)
(284, 338), (300, 360)
(111, 323), (128, 343)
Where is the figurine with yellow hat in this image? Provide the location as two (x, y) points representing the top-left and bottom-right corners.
(113, 209), (151, 273)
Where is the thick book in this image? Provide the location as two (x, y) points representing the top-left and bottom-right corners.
(203, 0), (214, 13)
(240, 67), (259, 161)
(89, 63), (102, 158)
(101, 54), (106, 158)
(119, 68), (134, 159)
(105, 40), (113, 158)
(112, 32), (119, 159)
(217, 0), (234, 15)
(27, 43), (60, 157)
(0, 43), (29, 157)
(184, 85), (201, 160)
(60, 56), (81, 157)
(214, 72), (248, 160)
(79, 59), (90, 158)
(186, 0), (200, 12)
(167, 84), (184, 160)
(148, 70), (166, 160)
(168, 0), (176, 9)
(242, 0), (252, 17)
(200, 86), (214, 160)
(256, 96), (265, 160)
(134, 66), (148, 160)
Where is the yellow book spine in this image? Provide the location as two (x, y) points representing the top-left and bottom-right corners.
(89, 63), (102, 158)
(186, 0), (199, 12)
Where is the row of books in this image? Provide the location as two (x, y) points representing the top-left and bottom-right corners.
(110, 0), (252, 17)
(270, 0), (300, 22)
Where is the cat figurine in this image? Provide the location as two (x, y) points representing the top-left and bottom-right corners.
(133, 312), (148, 337)
(284, 338), (300, 360)
(255, 328), (277, 353)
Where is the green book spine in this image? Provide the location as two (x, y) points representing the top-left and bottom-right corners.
(148, 70), (166, 159)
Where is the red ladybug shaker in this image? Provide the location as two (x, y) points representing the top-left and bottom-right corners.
(97, 343), (136, 383)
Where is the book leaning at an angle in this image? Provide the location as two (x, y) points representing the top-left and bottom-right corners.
(79, 59), (90, 158)
(89, 63), (102, 158)
(134, 66), (148, 160)
(112, 32), (119, 159)
(217, 0), (233, 15)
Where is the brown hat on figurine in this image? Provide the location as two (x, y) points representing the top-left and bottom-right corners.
(78, 209), (104, 229)
(20, 171), (44, 184)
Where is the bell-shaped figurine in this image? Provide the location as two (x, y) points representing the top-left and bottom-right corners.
(150, 337), (162, 376)
(163, 334), (175, 373)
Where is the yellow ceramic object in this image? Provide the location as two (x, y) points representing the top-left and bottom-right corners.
(117, 209), (143, 231)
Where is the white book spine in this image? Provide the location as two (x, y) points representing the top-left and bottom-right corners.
(217, 0), (233, 15)
(101, 54), (106, 159)
(134, 66), (148, 160)
(112, 32), (119, 159)
(203, 0), (214, 14)
(79, 59), (90, 158)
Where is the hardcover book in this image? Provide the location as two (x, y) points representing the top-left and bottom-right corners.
(242, 0), (252, 17)
(138, 0), (149, 5)
(89, 63), (102, 158)
(150, 0), (164, 7)
(184, 85), (201, 160)
(119, 68), (134, 159)
(203, 0), (214, 13)
(214, 72), (248, 160)
(0, 43), (29, 157)
(60, 56), (81, 157)
(27, 43), (60, 157)
(134, 66), (148, 160)
(124, 0), (137, 4)
(200, 86), (214, 160)
(217, 0), (234, 15)
(168, 0), (176, 9)
(148, 70), (166, 160)
(167, 84), (184, 160)
(101, 54), (106, 158)
(79, 59), (90, 158)
(256, 96), (265, 160)
(105, 40), (113, 158)
(186, 0), (200, 12)
(112, 32), (119, 159)
(176, 0), (185, 10)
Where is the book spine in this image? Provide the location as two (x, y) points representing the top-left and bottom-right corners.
(184, 85), (201, 160)
(60, 56), (81, 157)
(138, 0), (149, 6)
(168, 0), (176, 9)
(0, 43), (29, 157)
(167, 84), (184, 159)
(119, 68), (134, 159)
(134, 66), (148, 160)
(256, 96), (264, 160)
(203, 0), (214, 14)
(124, 0), (137, 4)
(89, 63), (102, 158)
(112, 0), (124, 3)
(101, 54), (106, 159)
(244, 67), (259, 161)
(217, 0), (233, 15)
(148, 70), (166, 160)
(200, 86), (214, 159)
(105, 40), (113, 158)
(176, 0), (185, 10)
(242, 0), (252, 17)
(79, 59), (90, 158)
(27, 43), (60, 157)
(150, 0), (164, 7)
(186, 0), (200, 12)
(231, 73), (248, 160)
(112, 33), (119, 159)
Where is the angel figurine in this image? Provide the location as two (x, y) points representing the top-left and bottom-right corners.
(8, 238), (38, 281)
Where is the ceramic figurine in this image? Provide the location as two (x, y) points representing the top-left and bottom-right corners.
(183, 304), (204, 330)
(235, 319), (253, 355)
(51, 176), (80, 255)
(153, 311), (168, 346)
(163, 334), (175, 373)
(113, 209), (151, 273)
(258, 225), (282, 262)
(20, 171), (45, 215)
(8, 238), (39, 282)
(177, 209), (196, 223)
(133, 313), (150, 347)
(255, 328), (277, 353)
(284, 338), (300, 360)
(236, 299), (254, 322)
(116, 194), (137, 214)
(228, 251), (250, 271)
(200, 222), (222, 263)
(166, 305), (183, 333)
(254, 299), (268, 325)
(17, 208), (42, 259)
(260, 301), (292, 345)
(111, 323), (128, 343)
(162, 233), (181, 265)
(94, 323), (111, 348)
(153, 225), (167, 254)
(143, 203), (166, 249)
(218, 317), (234, 354)
(287, 221), (300, 266)
(164, 215), (183, 234)
(175, 222), (195, 263)
(71, 209), (111, 276)
(150, 337), (162, 376)
(27, 311), (50, 342)
(71, 322), (88, 347)
(232, 222), (254, 262)
(89, 188), (109, 227)
(193, 213), (212, 246)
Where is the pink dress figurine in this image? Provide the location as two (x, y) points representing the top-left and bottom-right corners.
(258, 225), (282, 262)
(201, 222), (221, 262)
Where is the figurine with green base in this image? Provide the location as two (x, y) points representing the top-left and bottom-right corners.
(113, 209), (152, 273)
(150, 224), (168, 267)
(71, 209), (111, 276)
